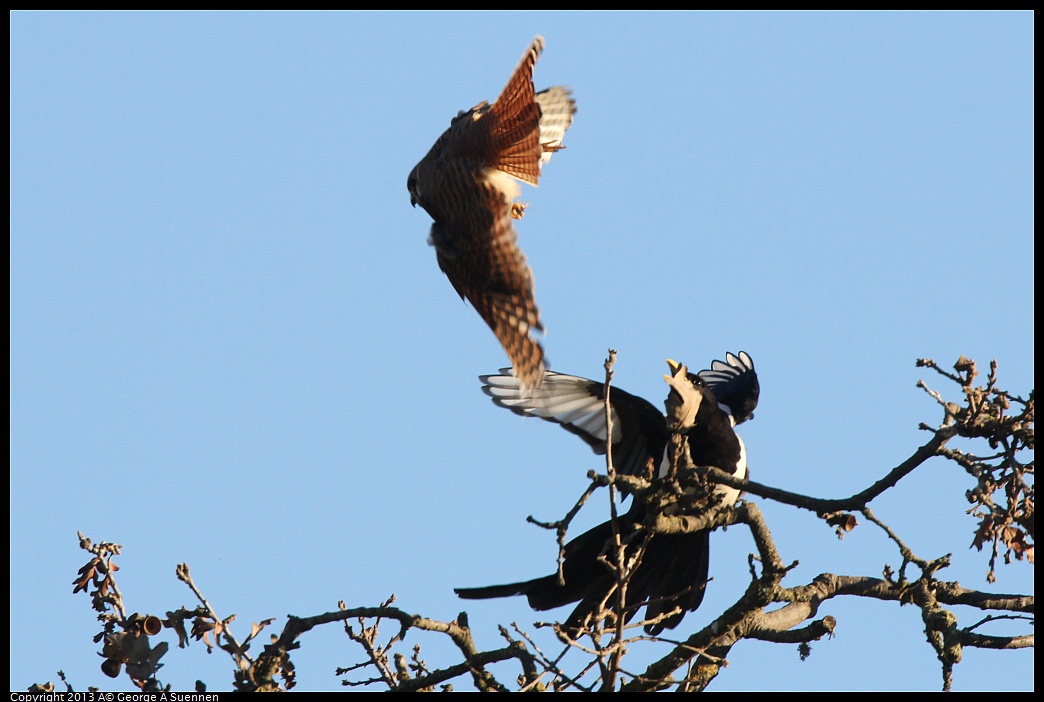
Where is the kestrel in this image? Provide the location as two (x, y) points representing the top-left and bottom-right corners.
(407, 36), (576, 391)
(456, 352), (759, 634)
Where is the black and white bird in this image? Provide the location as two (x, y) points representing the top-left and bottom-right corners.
(455, 352), (759, 635)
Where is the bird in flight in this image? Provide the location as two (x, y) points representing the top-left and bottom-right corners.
(455, 352), (760, 635)
(407, 36), (576, 391)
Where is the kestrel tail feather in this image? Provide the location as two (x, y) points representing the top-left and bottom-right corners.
(488, 37), (546, 185)
(492, 36), (544, 122)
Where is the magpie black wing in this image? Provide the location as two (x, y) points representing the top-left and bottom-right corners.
(696, 351), (760, 425)
(480, 369), (668, 480)
(632, 528), (710, 634)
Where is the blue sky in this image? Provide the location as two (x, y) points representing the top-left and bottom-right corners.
(10, 11), (1033, 692)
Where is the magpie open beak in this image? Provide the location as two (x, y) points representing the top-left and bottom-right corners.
(663, 358), (701, 430)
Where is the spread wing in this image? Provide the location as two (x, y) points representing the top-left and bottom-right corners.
(697, 351), (760, 425)
(535, 86), (576, 168)
(480, 369), (668, 480)
(432, 204), (545, 393)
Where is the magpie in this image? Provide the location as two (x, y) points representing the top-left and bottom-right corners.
(455, 352), (759, 635)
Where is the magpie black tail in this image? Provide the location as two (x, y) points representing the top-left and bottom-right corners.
(454, 582), (533, 600)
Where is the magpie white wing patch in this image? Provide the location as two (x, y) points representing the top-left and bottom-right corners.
(480, 370), (622, 444)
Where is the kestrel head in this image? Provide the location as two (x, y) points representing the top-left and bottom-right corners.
(407, 168), (420, 207)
